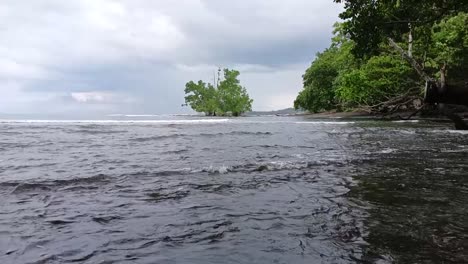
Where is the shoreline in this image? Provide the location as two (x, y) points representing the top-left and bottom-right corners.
(287, 110), (468, 124)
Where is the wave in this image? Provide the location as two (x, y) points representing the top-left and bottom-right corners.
(107, 114), (202, 117)
(130, 131), (272, 142)
(199, 131), (273, 137)
(0, 119), (355, 126)
(429, 129), (468, 135)
(152, 160), (344, 176)
(200, 165), (231, 174)
(0, 160), (345, 194)
(0, 119), (230, 124)
(2, 174), (111, 194)
(193, 160), (344, 175)
(294, 121), (355, 124)
(68, 129), (127, 135)
(130, 134), (184, 142)
(229, 120), (355, 125)
(231, 161), (317, 172)
(392, 120), (420, 123)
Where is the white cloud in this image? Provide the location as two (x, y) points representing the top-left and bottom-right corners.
(0, 59), (52, 80)
(0, 0), (342, 115)
(70, 91), (136, 105)
(71, 92), (111, 103)
(264, 94), (298, 110)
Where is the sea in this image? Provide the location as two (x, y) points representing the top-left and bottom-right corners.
(0, 115), (467, 263)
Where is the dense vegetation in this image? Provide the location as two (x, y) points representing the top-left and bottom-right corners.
(295, 1), (468, 114)
(184, 68), (253, 116)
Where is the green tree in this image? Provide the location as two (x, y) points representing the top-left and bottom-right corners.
(295, 2), (468, 115)
(184, 68), (253, 116)
(294, 23), (357, 112)
(218, 69), (253, 116)
(334, 0), (468, 57)
(294, 50), (341, 112)
(294, 21), (424, 113)
(429, 12), (468, 86)
(334, 0), (468, 88)
(184, 80), (218, 116)
(336, 54), (417, 108)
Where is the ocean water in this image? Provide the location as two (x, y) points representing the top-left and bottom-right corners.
(0, 116), (467, 263)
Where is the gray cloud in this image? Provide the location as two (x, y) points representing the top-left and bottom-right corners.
(0, 0), (342, 117)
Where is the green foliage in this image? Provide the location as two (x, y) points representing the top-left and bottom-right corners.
(295, 52), (340, 112)
(295, 23), (420, 112)
(217, 69), (253, 116)
(334, 0), (468, 57)
(430, 12), (468, 83)
(184, 81), (218, 116)
(336, 55), (417, 107)
(294, 23), (357, 112)
(295, 4), (468, 113)
(184, 68), (252, 116)
(335, 1), (467, 84)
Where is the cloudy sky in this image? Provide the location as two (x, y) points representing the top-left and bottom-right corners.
(0, 0), (342, 117)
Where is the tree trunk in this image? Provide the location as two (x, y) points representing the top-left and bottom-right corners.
(408, 23), (413, 58)
(387, 38), (433, 83)
(439, 62), (447, 93)
(387, 38), (468, 105)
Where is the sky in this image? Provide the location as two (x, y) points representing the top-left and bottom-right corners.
(0, 0), (343, 117)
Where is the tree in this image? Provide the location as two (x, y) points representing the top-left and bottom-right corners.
(334, 0), (468, 87)
(184, 81), (218, 116)
(334, 0), (468, 57)
(294, 21), (425, 114)
(218, 69), (253, 116)
(294, 23), (357, 112)
(184, 68), (253, 116)
(429, 12), (468, 87)
(336, 54), (418, 109)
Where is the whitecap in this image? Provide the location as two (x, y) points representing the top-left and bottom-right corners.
(294, 121), (355, 124)
(392, 120), (420, 123)
(201, 165), (231, 174)
(430, 129), (468, 135)
(379, 148), (398, 154)
(0, 119), (230, 124)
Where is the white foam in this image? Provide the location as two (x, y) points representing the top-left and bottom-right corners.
(0, 119), (230, 124)
(445, 130), (468, 134)
(264, 161), (310, 170)
(0, 119), (356, 125)
(380, 148), (398, 154)
(229, 120), (355, 125)
(108, 113), (202, 117)
(399, 130), (416, 134)
(294, 121), (355, 124)
(392, 120), (420, 123)
(112, 114), (160, 117)
(202, 165), (230, 174)
(440, 148), (468, 153)
(430, 129), (468, 135)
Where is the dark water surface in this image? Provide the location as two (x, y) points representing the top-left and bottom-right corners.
(0, 116), (467, 263)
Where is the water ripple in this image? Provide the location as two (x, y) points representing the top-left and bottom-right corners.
(0, 117), (466, 263)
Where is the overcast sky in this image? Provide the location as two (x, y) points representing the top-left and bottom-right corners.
(0, 0), (342, 117)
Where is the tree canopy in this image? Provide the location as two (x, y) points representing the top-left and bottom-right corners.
(295, 1), (467, 114)
(184, 68), (253, 116)
(334, 0), (468, 57)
